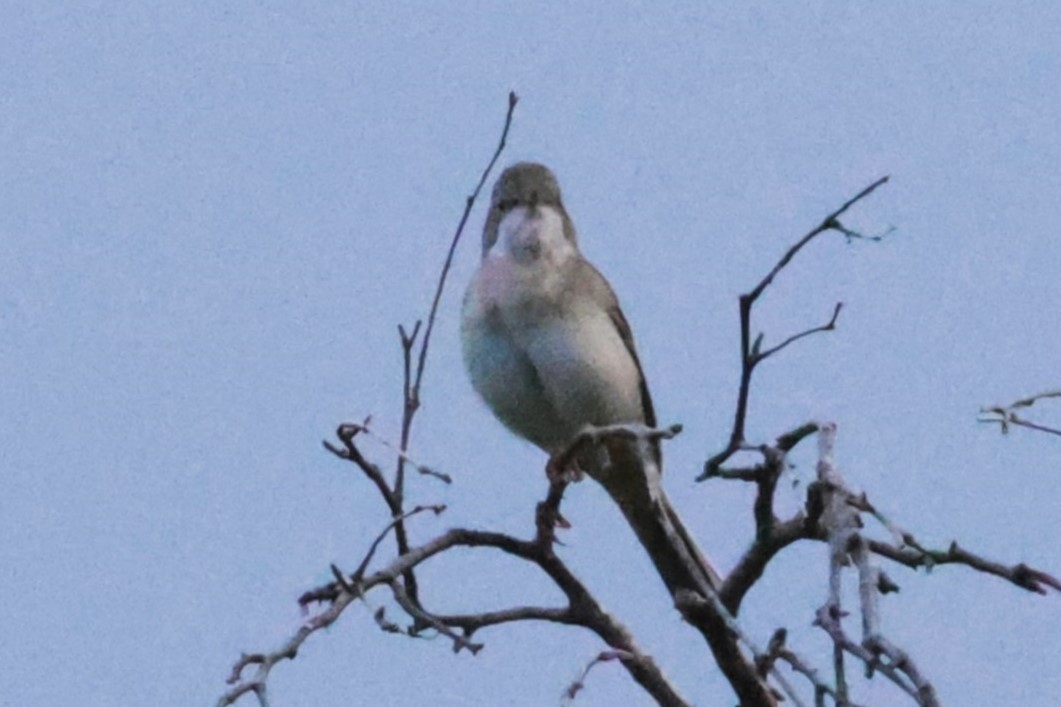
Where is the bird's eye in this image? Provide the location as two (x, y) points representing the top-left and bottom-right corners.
(498, 198), (517, 213)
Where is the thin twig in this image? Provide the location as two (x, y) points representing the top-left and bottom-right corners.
(868, 539), (1061, 594)
(218, 585), (361, 706)
(408, 91), (518, 411)
(431, 605), (574, 636)
(393, 91), (519, 601)
(676, 589), (805, 707)
(704, 177), (889, 476)
(756, 302), (843, 360)
(563, 650), (635, 705)
(758, 629), (861, 707)
(342, 504), (447, 592)
(389, 580), (484, 654)
(345, 417), (452, 484)
(813, 424), (942, 707)
(322, 424), (400, 514)
(749, 177), (889, 303)
(979, 390), (1061, 437)
(999, 418), (1061, 437)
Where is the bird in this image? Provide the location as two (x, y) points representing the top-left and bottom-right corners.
(460, 161), (720, 597)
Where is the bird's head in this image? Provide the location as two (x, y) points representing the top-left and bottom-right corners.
(482, 162), (578, 258)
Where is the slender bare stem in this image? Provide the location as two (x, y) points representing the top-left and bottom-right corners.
(704, 177), (889, 476)
(979, 390), (1061, 437)
(393, 92), (519, 601)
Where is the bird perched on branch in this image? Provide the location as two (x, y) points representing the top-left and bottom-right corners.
(460, 162), (719, 596)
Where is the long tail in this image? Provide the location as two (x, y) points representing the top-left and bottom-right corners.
(599, 455), (721, 597)
(661, 491), (722, 590)
(598, 450), (774, 703)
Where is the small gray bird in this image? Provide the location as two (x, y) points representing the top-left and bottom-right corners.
(461, 162), (719, 596)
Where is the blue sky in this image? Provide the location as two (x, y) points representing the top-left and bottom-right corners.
(2, 3), (1059, 706)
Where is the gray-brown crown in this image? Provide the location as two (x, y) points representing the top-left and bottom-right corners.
(481, 162), (576, 254)
(491, 162), (563, 209)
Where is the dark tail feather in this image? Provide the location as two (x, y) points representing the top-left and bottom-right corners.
(602, 466), (720, 597)
(661, 492), (722, 590)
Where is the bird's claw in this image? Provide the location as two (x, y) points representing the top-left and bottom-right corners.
(546, 454), (584, 484)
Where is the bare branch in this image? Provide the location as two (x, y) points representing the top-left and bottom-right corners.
(346, 504), (447, 590)
(704, 407), (1058, 706)
(704, 177), (889, 475)
(218, 584), (361, 706)
(431, 605), (574, 635)
(756, 302), (843, 361)
(721, 514), (811, 613)
(226, 473), (689, 707)
(813, 604), (922, 703)
(408, 91), (519, 410)
(1008, 390), (1061, 408)
(979, 390), (1061, 437)
(341, 417), (452, 484)
(703, 466), (761, 482)
(322, 423), (400, 514)
(868, 539), (1061, 594)
(562, 650), (635, 705)
(389, 579), (484, 654)
(393, 92), (519, 601)
(675, 589), (800, 707)
(772, 634), (861, 707)
(813, 423), (941, 707)
(749, 176), (890, 303)
(706, 424), (821, 612)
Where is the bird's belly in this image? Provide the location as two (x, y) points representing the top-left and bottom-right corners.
(461, 289), (568, 451)
(462, 257), (645, 454)
(463, 327), (569, 451)
(521, 311), (645, 433)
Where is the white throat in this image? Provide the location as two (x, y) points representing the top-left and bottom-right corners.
(488, 205), (576, 266)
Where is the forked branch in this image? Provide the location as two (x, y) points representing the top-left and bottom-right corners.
(979, 390), (1061, 438)
(704, 176), (890, 476)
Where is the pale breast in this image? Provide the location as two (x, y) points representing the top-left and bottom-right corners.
(462, 204), (645, 453)
(518, 300), (646, 434)
(474, 209), (573, 322)
(461, 265), (571, 452)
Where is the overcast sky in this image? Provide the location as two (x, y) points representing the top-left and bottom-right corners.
(2, 3), (1059, 706)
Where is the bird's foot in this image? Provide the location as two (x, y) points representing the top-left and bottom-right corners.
(546, 454), (585, 484)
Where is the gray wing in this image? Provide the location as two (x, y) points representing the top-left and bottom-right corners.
(574, 259), (658, 430)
